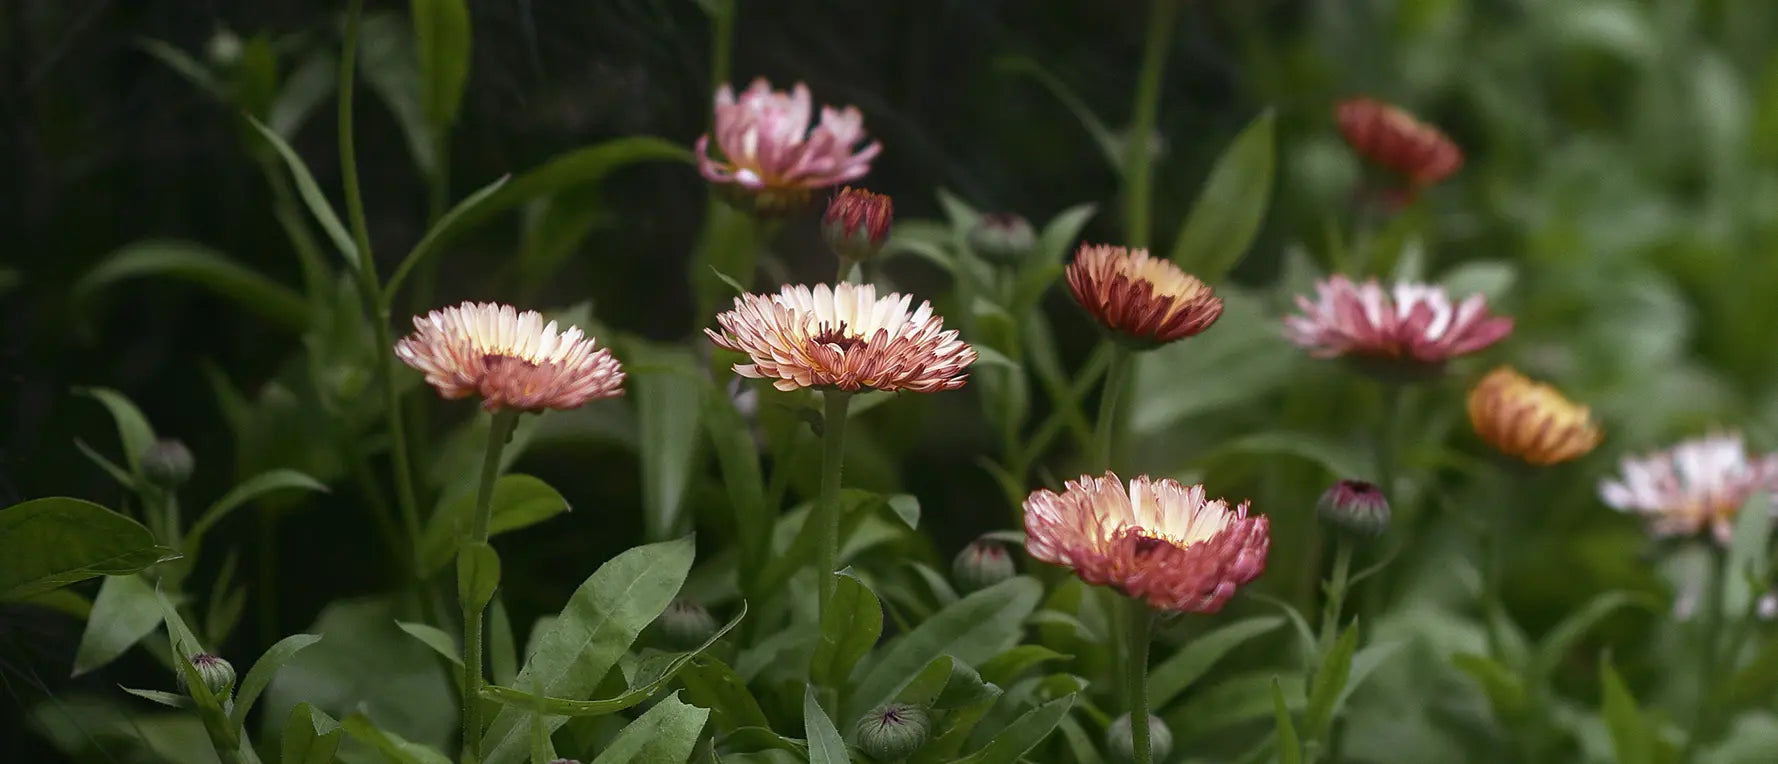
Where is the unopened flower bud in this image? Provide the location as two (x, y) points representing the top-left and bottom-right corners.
(1316, 479), (1390, 538)
(547, 759), (583, 764)
(1759, 592), (1778, 622)
(968, 213), (1036, 266)
(656, 599), (718, 650)
(141, 439), (195, 489)
(206, 29), (243, 68)
(177, 653), (236, 699)
(952, 538), (1016, 593)
(855, 703), (930, 761)
(1105, 713), (1172, 764)
(822, 187), (893, 266)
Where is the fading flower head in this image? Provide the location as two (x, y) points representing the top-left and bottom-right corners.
(1024, 473), (1268, 613)
(1065, 244), (1223, 349)
(1336, 97), (1463, 191)
(1284, 275), (1512, 371)
(695, 79), (882, 213)
(1468, 366), (1602, 466)
(1599, 433), (1778, 545)
(395, 302), (625, 412)
(706, 282), (975, 393)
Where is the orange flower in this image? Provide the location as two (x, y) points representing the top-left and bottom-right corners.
(1336, 97), (1463, 189)
(1064, 244), (1223, 348)
(1467, 366), (1601, 466)
(395, 302), (625, 412)
(1024, 473), (1268, 613)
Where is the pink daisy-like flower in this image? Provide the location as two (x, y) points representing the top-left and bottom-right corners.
(395, 302), (625, 412)
(1599, 433), (1778, 545)
(1024, 473), (1269, 613)
(706, 282), (975, 393)
(695, 79), (882, 213)
(1284, 275), (1513, 367)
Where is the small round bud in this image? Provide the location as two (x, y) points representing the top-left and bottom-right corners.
(1105, 713), (1172, 764)
(141, 439), (195, 489)
(854, 703), (930, 761)
(1316, 479), (1390, 538)
(206, 29), (243, 68)
(547, 759), (583, 764)
(1759, 592), (1778, 622)
(177, 653), (236, 699)
(951, 538), (1016, 593)
(968, 213), (1037, 266)
(822, 187), (893, 266)
(656, 599), (718, 650)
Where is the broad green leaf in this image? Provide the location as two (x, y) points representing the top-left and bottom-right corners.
(1032, 202), (1100, 270)
(848, 576), (1043, 719)
(231, 633), (324, 727)
(1167, 110), (1276, 282)
(1171, 672), (1305, 742)
(342, 713), (453, 764)
(457, 541), (500, 613)
(1530, 591), (1648, 681)
(73, 573), (164, 676)
(76, 240), (310, 334)
(886, 494), (921, 529)
(977, 645), (1069, 688)
(446, 137), (692, 243)
(398, 621), (463, 667)
(489, 597), (518, 687)
(1129, 288), (1297, 436)
(246, 118), (358, 266)
(803, 687), (851, 764)
(0, 498), (177, 601)
(411, 0), (471, 134)
(932, 660), (1001, 710)
(703, 383), (770, 594)
(382, 173), (511, 300)
(357, 12), (434, 175)
(268, 52), (336, 138)
(1303, 621), (1359, 740)
(1149, 615), (1285, 709)
(1332, 640), (1403, 714)
(75, 387), (157, 475)
(1272, 678), (1301, 764)
(482, 537), (696, 763)
(812, 572), (883, 688)
(895, 655), (958, 709)
(186, 469), (328, 550)
(1451, 652), (1530, 719)
(954, 694), (1075, 764)
(282, 703), (344, 764)
(588, 691), (711, 764)
(630, 346), (704, 541)
(680, 655), (771, 732)
(417, 474), (570, 575)
(1600, 657), (1652, 764)
(122, 686), (192, 708)
(721, 726), (810, 757)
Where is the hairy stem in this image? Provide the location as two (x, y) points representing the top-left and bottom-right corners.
(1123, 596), (1156, 764)
(1094, 347), (1134, 472)
(816, 391), (852, 621)
(461, 409), (519, 761)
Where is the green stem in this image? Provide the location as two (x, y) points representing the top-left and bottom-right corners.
(1318, 539), (1353, 650)
(816, 391), (852, 623)
(1121, 0), (1181, 250)
(1682, 544), (1728, 761)
(708, 0), (736, 114)
(1122, 595), (1156, 764)
(461, 409), (520, 762)
(1094, 347), (1134, 472)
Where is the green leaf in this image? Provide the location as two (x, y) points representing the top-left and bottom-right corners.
(231, 633), (324, 727)
(445, 137), (692, 243)
(456, 541), (500, 613)
(397, 621), (462, 667)
(156, 590), (238, 750)
(721, 726), (810, 757)
(75, 387), (157, 475)
(185, 469), (328, 551)
(136, 38), (223, 99)
(1171, 672), (1305, 742)
(680, 655), (770, 733)
(588, 691), (711, 764)
(73, 573), (164, 676)
(282, 703), (344, 764)
(247, 118), (358, 266)
(886, 494), (920, 529)
(1149, 615), (1284, 709)
(953, 694), (1075, 763)
(342, 713), (453, 764)
(481, 536), (696, 764)
(1303, 621), (1359, 740)
(411, 0), (471, 134)
(1530, 591), (1647, 681)
(0, 498), (177, 601)
(1332, 641), (1403, 714)
(933, 660), (1001, 710)
(1207, 430), (1374, 484)
(356, 12), (434, 175)
(1032, 202), (1099, 270)
(703, 383), (770, 594)
(848, 576), (1043, 720)
(417, 474), (570, 575)
(630, 347), (704, 541)
(1451, 652), (1530, 720)
(75, 240), (310, 334)
(1725, 490), (1772, 616)
(383, 173), (511, 301)
(803, 687), (851, 764)
(268, 52), (336, 138)
(1599, 656), (1653, 764)
(812, 571), (882, 689)
(894, 655), (959, 708)
(1272, 677), (1301, 764)
(977, 645), (1069, 688)
(121, 686), (192, 709)
(1167, 109), (1275, 281)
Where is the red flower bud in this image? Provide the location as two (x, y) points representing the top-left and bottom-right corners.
(1336, 97), (1463, 192)
(822, 186), (893, 265)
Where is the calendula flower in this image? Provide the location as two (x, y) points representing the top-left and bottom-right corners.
(1284, 275), (1513, 371)
(695, 79), (882, 213)
(1336, 97), (1463, 189)
(395, 302), (625, 412)
(1024, 473), (1268, 613)
(1599, 434), (1778, 544)
(1065, 244), (1224, 349)
(706, 282), (975, 393)
(1467, 366), (1602, 466)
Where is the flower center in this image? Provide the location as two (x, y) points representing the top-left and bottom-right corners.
(812, 322), (866, 351)
(1131, 534), (1175, 558)
(484, 354), (538, 370)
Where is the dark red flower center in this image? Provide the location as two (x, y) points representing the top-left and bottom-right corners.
(812, 322), (866, 351)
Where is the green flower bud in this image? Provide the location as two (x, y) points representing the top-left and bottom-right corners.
(657, 599), (718, 650)
(855, 703), (930, 761)
(141, 439), (195, 489)
(968, 213), (1036, 267)
(206, 29), (243, 68)
(951, 538), (1016, 593)
(1316, 479), (1391, 538)
(178, 653), (236, 699)
(1105, 713), (1172, 764)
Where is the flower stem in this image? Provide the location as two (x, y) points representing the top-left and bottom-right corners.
(1094, 346), (1134, 472)
(460, 409), (519, 762)
(707, 0), (736, 120)
(1122, 595), (1156, 764)
(1681, 544), (1728, 761)
(1318, 538), (1353, 649)
(1122, 0), (1181, 250)
(816, 391), (852, 622)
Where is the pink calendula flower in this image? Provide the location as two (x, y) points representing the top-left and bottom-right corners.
(1024, 473), (1269, 613)
(1284, 275), (1513, 370)
(1599, 433), (1778, 545)
(395, 302), (625, 412)
(695, 79), (882, 213)
(706, 282), (975, 393)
